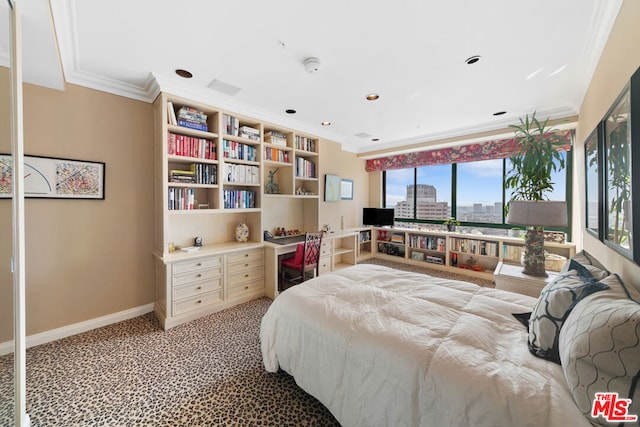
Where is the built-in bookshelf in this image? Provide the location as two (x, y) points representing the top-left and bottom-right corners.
(369, 227), (575, 280)
(293, 133), (319, 197)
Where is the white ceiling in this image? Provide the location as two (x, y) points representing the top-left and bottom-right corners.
(1, 0), (623, 154)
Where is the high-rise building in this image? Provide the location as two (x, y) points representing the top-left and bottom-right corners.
(395, 184), (449, 219)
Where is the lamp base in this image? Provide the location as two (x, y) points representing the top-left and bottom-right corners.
(522, 225), (547, 277)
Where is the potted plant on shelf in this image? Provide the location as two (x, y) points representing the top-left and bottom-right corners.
(504, 112), (568, 277)
(443, 217), (460, 232)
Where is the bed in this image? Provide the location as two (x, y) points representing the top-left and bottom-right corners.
(260, 264), (594, 427)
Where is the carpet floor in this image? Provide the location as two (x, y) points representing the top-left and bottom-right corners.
(0, 260), (492, 426)
(0, 298), (340, 427)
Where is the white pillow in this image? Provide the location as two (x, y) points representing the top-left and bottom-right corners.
(559, 274), (640, 426)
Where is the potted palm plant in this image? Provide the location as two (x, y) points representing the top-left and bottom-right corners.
(504, 113), (568, 276)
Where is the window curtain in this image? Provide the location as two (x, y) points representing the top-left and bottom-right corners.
(365, 130), (573, 172)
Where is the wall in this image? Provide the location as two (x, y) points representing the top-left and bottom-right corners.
(0, 69), (155, 343)
(318, 139), (369, 231)
(573, 0), (640, 289)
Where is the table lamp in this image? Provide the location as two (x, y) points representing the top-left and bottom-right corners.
(506, 200), (568, 277)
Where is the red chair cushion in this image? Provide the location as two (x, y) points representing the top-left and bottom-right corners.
(282, 243), (304, 269)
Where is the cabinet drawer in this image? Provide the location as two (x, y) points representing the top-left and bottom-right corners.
(173, 267), (223, 287)
(173, 256), (223, 275)
(227, 257), (263, 274)
(173, 277), (223, 300)
(228, 279), (263, 299)
(228, 267), (264, 286)
(319, 256), (332, 274)
(227, 248), (263, 264)
(172, 290), (223, 316)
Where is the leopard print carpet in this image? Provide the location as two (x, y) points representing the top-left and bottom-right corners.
(0, 298), (340, 426)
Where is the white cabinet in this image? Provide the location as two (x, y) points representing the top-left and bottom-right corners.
(155, 244), (264, 329)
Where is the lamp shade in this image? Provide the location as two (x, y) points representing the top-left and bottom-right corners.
(506, 200), (568, 227)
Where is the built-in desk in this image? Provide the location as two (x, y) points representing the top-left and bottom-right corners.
(264, 230), (358, 299)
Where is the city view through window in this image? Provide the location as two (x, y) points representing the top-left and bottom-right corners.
(384, 155), (568, 237)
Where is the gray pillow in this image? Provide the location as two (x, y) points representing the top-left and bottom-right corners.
(560, 250), (609, 280)
(559, 273), (640, 426)
(528, 270), (609, 364)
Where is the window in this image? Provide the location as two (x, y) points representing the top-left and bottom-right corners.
(456, 159), (503, 224)
(415, 165), (451, 220)
(383, 153), (570, 235)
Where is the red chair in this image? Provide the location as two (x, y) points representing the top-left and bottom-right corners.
(280, 231), (323, 290)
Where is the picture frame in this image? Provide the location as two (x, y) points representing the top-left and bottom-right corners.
(0, 154), (105, 199)
(324, 174), (341, 202)
(341, 179), (353, 200)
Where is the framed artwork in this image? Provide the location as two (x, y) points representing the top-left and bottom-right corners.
(0, 154), (105, 199)
(603, 85), (632, 255)
(324, 174), (340, 202)
(341, 179), (353, 200)
(584, 127), (600, 238)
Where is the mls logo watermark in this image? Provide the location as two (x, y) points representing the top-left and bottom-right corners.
(591, 392), (638, 423)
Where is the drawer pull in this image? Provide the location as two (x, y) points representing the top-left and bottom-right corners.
(196, 300), (202, 304)
(196, 262), (202, 266)
(244, 263), (249, 267)
(196, 286), (202, 290)
(245, 286), (249, 290)
(196, 274), (202, 278)
(244, 254), (249, 257)
(244, 274), (249, 278)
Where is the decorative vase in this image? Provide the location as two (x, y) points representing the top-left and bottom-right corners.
(235, 223), (249, 242)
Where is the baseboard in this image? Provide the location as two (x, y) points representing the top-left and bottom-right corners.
(0, 303), (154, 356)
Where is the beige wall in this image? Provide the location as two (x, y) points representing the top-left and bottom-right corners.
(573, 0), (640, 289)
(0, 69), (155, 342)
(318, 139), (369, 231)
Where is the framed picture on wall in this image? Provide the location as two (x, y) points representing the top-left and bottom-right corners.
(324, 174), (340, 202)
(341, 179), (353, 200)
(0, 154), (106, 199)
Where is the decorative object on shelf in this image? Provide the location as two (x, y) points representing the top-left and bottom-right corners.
(451, 252), (458, 267)
(265, 169), (280, 194)
(340, 179), (353, 200)
(411, 251), (425, 261)
(235, 223), (249, 242)
(324, 174), (341, 202)
(442, 217), (460, 232)
(194, 236), (203, 247)
(505, 112), (568, 277)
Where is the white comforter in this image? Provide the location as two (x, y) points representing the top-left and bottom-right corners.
(260, 264), (592, 427)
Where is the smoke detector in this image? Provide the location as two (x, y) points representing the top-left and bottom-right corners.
(304, 57), (321, 73)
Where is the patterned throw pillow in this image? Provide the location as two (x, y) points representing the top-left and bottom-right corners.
(559, 274), (640, 426)
(528, 270), (609, 364)
(560, 250), (610, 280)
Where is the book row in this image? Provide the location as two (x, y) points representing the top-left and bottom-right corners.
(408, 235), (446, 252)
(295, 135), (317, 152)
(265, 131), (287, 146)
(222, 139), (258, 162)
(224, 164), (259, 184)
(449, 238), (499, 257)
(168, 133), (216, 160)
(264, 147), (290, 163)
(503, 245), (524, 262)
(222, 114), (259, 140)
(295, 157), (316, 179)
(168, 187), (196, 210)
(169, 164), (218, 185)
(223, 190), (256, 209)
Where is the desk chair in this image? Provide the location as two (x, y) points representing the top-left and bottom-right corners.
(280, 231), (323, 291)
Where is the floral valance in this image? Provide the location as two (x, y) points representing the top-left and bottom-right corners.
(365, 130), (573, 172)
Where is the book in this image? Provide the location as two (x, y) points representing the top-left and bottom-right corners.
(167, 101), (177, 125)
(177, 118), (208, 132)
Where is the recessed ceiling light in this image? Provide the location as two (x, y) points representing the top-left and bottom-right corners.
(372, 138), (380, 142)
(175, 69), (193, 78)
(321, 121), (331, 126)
(493, 111), (507, 116)
(366, 93), (379, 101)
(285, 109), (296, 114)
(465, 55), (481, 65)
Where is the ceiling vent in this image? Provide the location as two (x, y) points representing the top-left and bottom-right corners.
(354, 132), (372, 138)
(207, 79), (242, 96)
